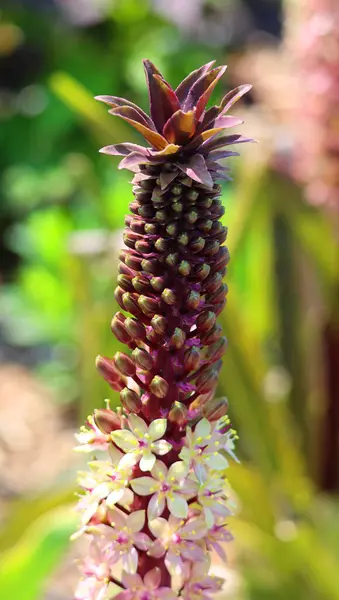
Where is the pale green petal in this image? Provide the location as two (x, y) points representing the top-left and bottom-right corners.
(127, 509), (145, 533)
(152, 440), (172, 455)
(205, 452), (229, 470)
(131, 476), (157, 496)
(167, 493), (188, 519)
(168, 461), (187, 481)
(106, 488), (124, 508)
(151, 460), (168, 481)
(148, 517), (168, 538)
(128, 414), (148, 437)
(148, 418), (167, 441)
(111, 430), (138, 452)
(140, 451), (156, 472)
(178, 447), (190, 464)
(147, 492), (165, 520)
(108, 444), (123, 465)
(195, 418), (211, 439)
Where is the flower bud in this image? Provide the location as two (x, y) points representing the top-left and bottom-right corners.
(117, 274), (134, 292)
(196, 310), (216, 333)
(203, 272), (223, 293)
(151, 314), (167, 335)
(141, 258), (159, 274)
(171, 183), (182, 196)
(200, 323), (222, 345)
(197, 218), (213, 232)
(169, 328), (186, 350)
(95, 355), (125, 391)
(184, 346), (201, 372)
(184, 209), (198, 224)
(178, 261), (191, 276)
(202, 397), (229, 421)
(166, 222), (178, 237)
(161, 288), (177, 305)
(165, 253), (179, 267)
(205, 336), (228, 361)
(138, 295), (161, 316)
(150, 375), (169, 399)
(209, 283), (228, 304)
(195, 263), (211, 281)
(120, 387), (142, 413)
(124, 317), (147, 341)
(138, 205), (155, 218)
(135, 239), (153, 254)
(186, 290), (200, 310)
(94, 408), (121, 433)
(155, 238), (170, 252)
(114, 351), (136, 377)
(196, 367), (219, 394)
(144, 223), (158, 235)
(168, 402), (188, 426)
(111, 314), (131, 344)
(132, 275), (151, 295)
(132, 347), (154, 370)
(150, 277), (166, 292)
(125, 254), (143, 271)
(186, 189), (199, 202)
(177, 232), (189, 246)
(129, 219), (145, 234)
(190, 237), (205, 253)
(122, 292), (142, 316)
(171, 201), (183, 213)
(204, 240), (220, 256)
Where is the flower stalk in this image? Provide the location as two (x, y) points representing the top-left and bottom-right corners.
(73, 59), (252, 599)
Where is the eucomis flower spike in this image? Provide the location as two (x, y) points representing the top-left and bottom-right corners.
(73, 59), (253, 600)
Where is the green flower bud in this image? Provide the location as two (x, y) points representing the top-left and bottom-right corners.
(190, 236), (205, 253)
(150, 277), (166, 292)
(184, 209), (198, 224)
(169, 327), (186, 349)
(178, 260), (191, 276)
(132, 275), (151, 295)
(195, 263), (211, 281)
(122, 292), (141, 316)
(138, 294), (160, 316)
(184, 346), (201, 371)
(111, 313), (131, 344)
(165, 253), (179, 267)
(117, 274), (134, 292)
(166, 222), (178, 237)
(196, 310), (217, 332)
(141, 258), (159, 274)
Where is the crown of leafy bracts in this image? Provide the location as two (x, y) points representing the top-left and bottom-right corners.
(96, 60), (253, 187)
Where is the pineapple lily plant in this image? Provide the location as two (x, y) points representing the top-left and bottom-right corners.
(73, 60), (253, 599)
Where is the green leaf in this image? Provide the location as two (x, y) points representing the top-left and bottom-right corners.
(0, 507), (76, 600)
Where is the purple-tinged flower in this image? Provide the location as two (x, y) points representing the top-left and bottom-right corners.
(91, 509), (151, 574)
(179, 418), (229, 481)
(148, 515), (207, 578)
(205, 523), (234, 561)
(115, 568), (177, 600)
(75, 415), (110, 452)
(181, 560), (224, 600)
(74, 542), (113, 600)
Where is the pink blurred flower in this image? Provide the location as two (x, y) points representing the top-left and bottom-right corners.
(115, 568), (177, 600)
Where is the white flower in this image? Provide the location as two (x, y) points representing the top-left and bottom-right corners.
(111, 414), (172, 472)
(131, 460), (195, 520)
(189, 474), (232, 528)
(179, 418), (229, 481)
(75, 415), (110, 452)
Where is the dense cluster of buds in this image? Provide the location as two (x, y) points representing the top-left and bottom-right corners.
(291, 0), (339, 210)
(73, 59), (252, 599)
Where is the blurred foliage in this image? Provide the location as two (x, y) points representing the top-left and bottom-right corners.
(0, 1), (339, 600)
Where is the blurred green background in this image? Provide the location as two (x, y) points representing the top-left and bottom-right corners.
(0, 0), (338, 599)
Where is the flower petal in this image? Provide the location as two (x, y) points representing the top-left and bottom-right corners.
(168, 461), (187, 481)
(152, 440), (172, 455)
(148, 538), (166, 558)
(127, 509), (145, 533)
(176, 154), (213, 189)
(111, 430), (138, 452)
(109, 106), (168, 150)
(148, 517), (168, 539)
(175, 61), (215, 102)
(148, 418), (167, 441)
(122, 546), (138, 574)
(134, 532), (152, 551)
(205, 452), (229, 470)
(148, 492), (166, 520)
(131, 476), (157, 496)
(195, 418), (211, 439)
(140, 451), (156, 472)
(106, 488), (125, 508)
(168, 494), (188, 519)
(151, 460), (168, 481)
(144, 567), (161, 590)
(128, 414), (148, 437)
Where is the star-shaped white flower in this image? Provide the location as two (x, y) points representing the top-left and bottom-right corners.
(111, 415), (172, 472)
(179, 418), (229, 481)
(131, 459), (195, 520)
